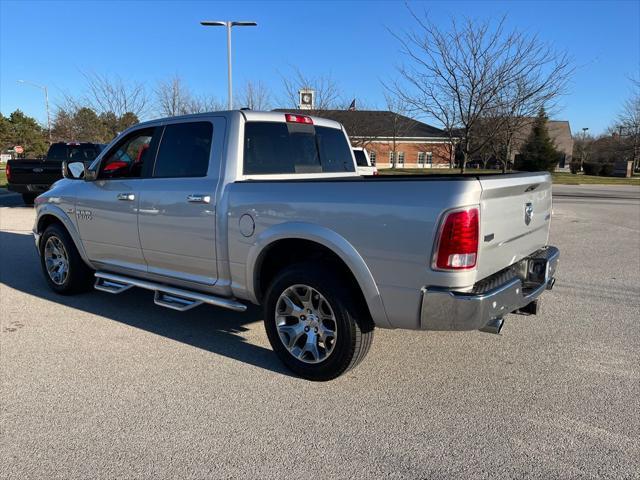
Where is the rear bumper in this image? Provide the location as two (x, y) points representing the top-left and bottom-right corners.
(420, 246), (559, 331)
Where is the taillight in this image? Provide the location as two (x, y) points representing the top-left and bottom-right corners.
(285, 113), (313, 125)
(5, 163), (10, 182)
(434, 207), (479, 270)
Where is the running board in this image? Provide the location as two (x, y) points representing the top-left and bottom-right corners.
(94, 271), (247, 312)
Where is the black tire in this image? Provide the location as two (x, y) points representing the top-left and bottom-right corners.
(39, 223), (94, 294)
(263, 262), (374, 381)
(22, 193), (36, 205)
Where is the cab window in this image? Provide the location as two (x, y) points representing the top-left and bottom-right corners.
(99, 128), (155, 180)
(153, 122), (213, 178)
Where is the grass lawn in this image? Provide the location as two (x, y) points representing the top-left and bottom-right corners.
(0, 168), (7, 189)
(379, 168), (640, 186)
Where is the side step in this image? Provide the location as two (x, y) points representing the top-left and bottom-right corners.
(154, 291), (202, 312)
(95, 277), (133, 294)
(94, 271), (247, 312)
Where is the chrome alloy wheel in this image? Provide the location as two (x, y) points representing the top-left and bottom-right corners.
(275, 284), (338, 364)
(44, 236), (69, 286)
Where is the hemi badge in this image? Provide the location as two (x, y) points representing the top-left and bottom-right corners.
(484, 233), (495, 242)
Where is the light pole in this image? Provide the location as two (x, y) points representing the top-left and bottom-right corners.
(200, 20), (257, 110)
(17, 79), (51, 143)
(580, 127), (589, 170)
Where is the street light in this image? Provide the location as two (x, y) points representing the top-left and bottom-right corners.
(17, 79), (51, 143)
(200, 20), (257, 110)
(580, 127), (589, 170)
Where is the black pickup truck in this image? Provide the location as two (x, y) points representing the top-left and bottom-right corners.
(5, 142), (105, 204)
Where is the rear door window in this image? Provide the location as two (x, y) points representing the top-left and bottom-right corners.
(353, 149), (369, 167)
(243, 122), (355, 175)
(153, 122), (213, 178)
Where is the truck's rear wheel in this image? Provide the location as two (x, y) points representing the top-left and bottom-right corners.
(263, 263), (374, 381)
(22, 193), (36, 205)
(39, 224), (93, 294)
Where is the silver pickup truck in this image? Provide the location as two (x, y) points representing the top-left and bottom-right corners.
(33, 111), (559, 380)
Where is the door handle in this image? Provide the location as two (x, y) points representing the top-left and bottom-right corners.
(187, 194), (211, 204)
(117, 193), (135, 201)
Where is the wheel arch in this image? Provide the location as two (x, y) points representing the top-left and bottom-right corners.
(246, 222), (391, 328)
(36, 206), (93, 269)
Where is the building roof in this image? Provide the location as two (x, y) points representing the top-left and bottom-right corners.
(512, 119), (573, 157)
(273, 109), (448, 139)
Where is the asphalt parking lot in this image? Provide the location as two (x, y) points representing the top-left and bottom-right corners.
(1, 185), (639, 479)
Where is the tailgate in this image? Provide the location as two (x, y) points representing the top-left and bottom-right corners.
(9, 160), (61, 186)
(477, 172), (552, 280)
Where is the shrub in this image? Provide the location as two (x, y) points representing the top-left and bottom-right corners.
(582, 162), (599, 175)
(599, 163), (614, 177)
(569, 162), (581, 174)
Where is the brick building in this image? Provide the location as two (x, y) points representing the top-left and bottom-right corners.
(274, 109), (454, 168)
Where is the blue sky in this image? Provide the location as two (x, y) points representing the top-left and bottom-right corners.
(1, 0), (638, 136)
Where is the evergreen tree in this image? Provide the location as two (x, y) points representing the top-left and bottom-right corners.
(99, 111), (119, 141)
(117, 112), (139, 133)
(52, 109), (75, 142)
(2, 110), (48, 157)
(517, 108), (562, 172)
(73, 107), (107, 142)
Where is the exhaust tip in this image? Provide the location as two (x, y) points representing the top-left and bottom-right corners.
(479, 318), (504, 335)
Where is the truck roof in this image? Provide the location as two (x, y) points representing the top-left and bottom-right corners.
(134, 110), (344, 131)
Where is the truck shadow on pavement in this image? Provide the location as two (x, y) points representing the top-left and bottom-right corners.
(0, 192), (30, 208)
(0, 229), (294, 377)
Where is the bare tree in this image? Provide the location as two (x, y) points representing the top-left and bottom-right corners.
(280, 67), (342, 110)
(617, 77), (640, 171)
(81, 71), (148, 118)
(155, 75), (193, 117)
(187, 94), (226, 113)
(155, 75), (225, 116)
(236, 80), (272, 110)
(390, 10), (572, 172)
(383, 93), (413, 168)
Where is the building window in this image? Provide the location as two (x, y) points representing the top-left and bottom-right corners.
(418, 152), (433, 166)
(388, 151), (395, 164)
(369, 150), (376, 165)
(397, 151), (405, 166)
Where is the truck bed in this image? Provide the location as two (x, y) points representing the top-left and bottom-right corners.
(227, 171), (552, 329)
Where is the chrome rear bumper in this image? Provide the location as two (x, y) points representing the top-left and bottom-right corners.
(420, 246), (559, 331)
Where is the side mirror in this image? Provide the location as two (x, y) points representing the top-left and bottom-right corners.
(83, 164), (98, 182)
(62, 161), (86, 179)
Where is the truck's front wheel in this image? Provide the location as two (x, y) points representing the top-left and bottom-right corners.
(263, 263), (374, 381)
(39, 224), (94, 294)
